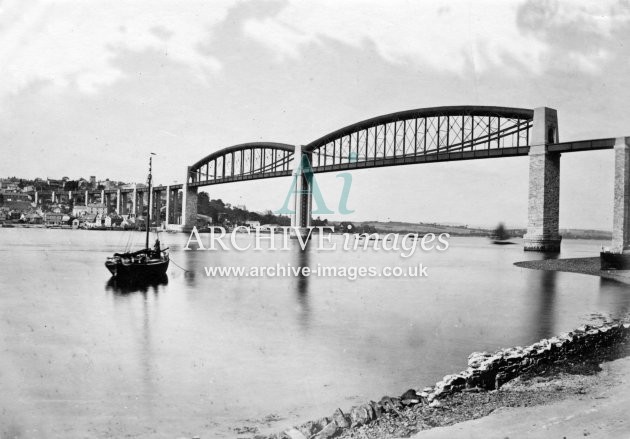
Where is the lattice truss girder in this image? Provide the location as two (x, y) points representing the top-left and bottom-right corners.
(189, 146), (294, 184)
(311, 114), (531, 167)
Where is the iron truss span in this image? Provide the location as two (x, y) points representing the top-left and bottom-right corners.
(187, 142), (295, 187)
(187, 106), (539, 186)
(305, 106), (535, 172)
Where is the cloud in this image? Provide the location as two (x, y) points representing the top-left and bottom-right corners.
(242, 0), (629, 76)
(0, 0), (232, 95)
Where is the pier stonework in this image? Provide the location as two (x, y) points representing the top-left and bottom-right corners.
(290, 145), (313, 236)
(181, 168), (198, 231)
(132, 186), (137, 217)
(612, 137), (630, 252)
(524, 107), (562, 252)
(165, 185), (171, 226)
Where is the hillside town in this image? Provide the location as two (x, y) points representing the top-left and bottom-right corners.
(0, 176), (311, 231)
(0, 176), (144, 229)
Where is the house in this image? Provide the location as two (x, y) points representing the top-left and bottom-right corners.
(245, 220), (260, 229)
(83, 213), (97, 228)
(45, 212), (65, 225)
(1, 191), (33, 211)
(46, 178), (64, 189)
(23, 213), (43, 224)
(120, 217), (135, 229)
(95, 213), (107, 226)
(72, 205), (89, 217)
(87, 203), (107, 215)
(108, 215), (123, 228)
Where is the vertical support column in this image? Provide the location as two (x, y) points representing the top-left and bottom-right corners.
(132, 185), (137, 218)
(612, 137), (630, 253)
(290, 145), (313, 236)
(100, 189), (105, 204)
(165, 185), (171, 226)
(34, 191), (38, 205)
(148, 188), (154, 227)
(173, 189), (180, 225)
(85, 190), (89, 206)
(51, 191), (55, 203)
(116, 189), (121, 214)
(182, 168), (198, 231)
(524, 107), (562, 252)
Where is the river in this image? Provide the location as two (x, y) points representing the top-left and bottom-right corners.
(0, 228), (628, 438)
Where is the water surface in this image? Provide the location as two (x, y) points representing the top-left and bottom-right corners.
(0, 228), (628, 438)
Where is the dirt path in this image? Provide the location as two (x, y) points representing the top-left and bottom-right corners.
(407, 355), (630, 439)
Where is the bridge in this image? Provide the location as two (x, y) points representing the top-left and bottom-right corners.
(31, 106), (630, 253)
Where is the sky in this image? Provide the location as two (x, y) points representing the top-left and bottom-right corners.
(1, 0), (629, 229)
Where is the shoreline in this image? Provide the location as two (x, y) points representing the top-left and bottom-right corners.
(256, 319), (630, 439)
(514, 256), (630, 285)
(253, 256), (630, 439)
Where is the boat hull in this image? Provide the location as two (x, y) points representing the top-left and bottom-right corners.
(105, 259), (169, 280)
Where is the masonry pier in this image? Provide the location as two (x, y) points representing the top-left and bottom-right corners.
(523, 107), (562, 252)
(612, 137), (630, 253)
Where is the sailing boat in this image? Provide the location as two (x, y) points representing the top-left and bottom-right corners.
(489, 222), (513, 245)
(105, 154), (169, 279)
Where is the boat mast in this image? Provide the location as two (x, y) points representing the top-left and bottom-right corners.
(145, 155), (153, 250)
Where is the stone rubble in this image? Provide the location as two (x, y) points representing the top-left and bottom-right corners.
(258, 320), (630, 439)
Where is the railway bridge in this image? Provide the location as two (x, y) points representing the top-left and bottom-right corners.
(33, 106), (630, 253)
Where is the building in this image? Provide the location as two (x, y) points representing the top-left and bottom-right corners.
(83, 213), (97, 228)
(73, 205), (89, 217)
(0, 191), (32, 210)
(46, 178), (64, 189)
(23, 213), (43, 224)
(45, 213), (65, 225)
(87, 203), (107, 215)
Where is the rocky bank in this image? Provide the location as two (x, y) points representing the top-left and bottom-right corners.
(245, 319), (630, 439)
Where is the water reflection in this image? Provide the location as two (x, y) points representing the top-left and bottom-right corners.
(180, 249), (198, 287)
(520, 251), (558, 339)
(533, 269), (558, 339)
(105, 274), (168, 295)
(105, 274), (163, 418)
(598, 278), (630, 317)
(294, 242), (311, 332)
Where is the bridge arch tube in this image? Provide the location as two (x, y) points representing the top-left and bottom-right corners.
(523, 107), (562, 252)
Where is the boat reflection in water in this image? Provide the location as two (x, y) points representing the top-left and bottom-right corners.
(105, 273), (169, 295)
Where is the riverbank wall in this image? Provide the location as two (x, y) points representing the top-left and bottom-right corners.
(269, 320), (630, 439)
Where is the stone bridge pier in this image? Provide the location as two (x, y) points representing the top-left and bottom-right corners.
(524, 107), (562, 252)
(612, 137), (630, 253)
(182, 167), (198, 232)
(290, 145), (313, 236)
